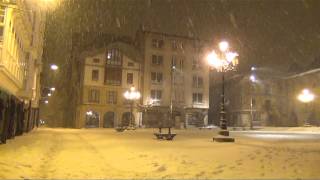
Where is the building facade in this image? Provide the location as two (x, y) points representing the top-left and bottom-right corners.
(217, 67), (320, 128)
(222, 70), (286, 128)
(0, 0), (45, 143)
(75, 31), (210, 128)
(284, 68), (320, 126)
(138, 31), (210, 128)
(76, 43), (143, 128)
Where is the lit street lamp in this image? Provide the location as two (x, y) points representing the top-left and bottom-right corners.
(123, 87), (141, 129)
(50, 64), (59, 71)
(207, 41), (239, 142)
(297, 89), (315, 126)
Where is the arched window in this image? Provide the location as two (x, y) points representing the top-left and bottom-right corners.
(103, 112), (115, 128)
(85, 111), (100, 128)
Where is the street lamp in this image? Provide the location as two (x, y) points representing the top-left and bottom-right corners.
(207, 41), (239, 142)
(50, 64), (58, 71)
(297, 89), (315, 126)
(123, 86), (141, 129)
(249, 73), (257, 130)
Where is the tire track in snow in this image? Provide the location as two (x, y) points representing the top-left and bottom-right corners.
(35, 132), (63, 179)
(73, 132), (145, 178)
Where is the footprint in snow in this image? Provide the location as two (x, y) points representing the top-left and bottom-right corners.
(216, 164), (226, 169)
(139, 154), (148, 158)
(156, 165), (166, 172)
(152, 162), (159, 167)
(195, 171), (205, 177)
(212, 169), (224, 175)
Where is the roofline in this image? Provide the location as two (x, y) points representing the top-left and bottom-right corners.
(285, 68), (320, 79)
(141, 30), (207, 42)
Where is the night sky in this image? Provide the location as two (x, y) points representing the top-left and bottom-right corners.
(45, 0), (320, 72)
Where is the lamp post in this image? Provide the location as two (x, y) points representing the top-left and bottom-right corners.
(123, 86), (141, 129)
(297, 89), (315, 127)
(249, 73), (257, 130)
(207, 41), (239, 142)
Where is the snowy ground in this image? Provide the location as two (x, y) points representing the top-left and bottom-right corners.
(0, 128), (320, 179)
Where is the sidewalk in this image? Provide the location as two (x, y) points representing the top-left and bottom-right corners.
(234, 126), (320, 134)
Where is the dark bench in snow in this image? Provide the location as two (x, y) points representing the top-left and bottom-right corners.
(154, 127), (177, 140)
(115, 127), (126, 132)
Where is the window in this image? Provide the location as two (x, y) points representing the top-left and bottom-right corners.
(151, 90), (162, 100)
(93, 58), (100, 63)
(192, 93), (203, 104)
(152, 55), (163, 65)
(107, 91), (117, 104)
(193, 76), (203, 88)
(251, 98), (256, 108)
(265, 84), (272, 95)
(151, 72), (163, 84)
(171, 55), (177, 68)
(105, 67), (122, 85)
(92, 70), (99, 81)
(127, 73), (133, 84)
(179, 42), (184, 50)
(172, 56), (183, 70)
(173, 89), (184, 103)
(152, 39), (164, 48)
(88, 89), (100, 103)
(128, 62), (134, 66)
(192, 58), (202, 70)
(106, 48), (122, 66)
(172, 40), (184, 50)
(172, 40), (178, 50)
(0, 5), (5, 41)
(179, 58), (184, 70)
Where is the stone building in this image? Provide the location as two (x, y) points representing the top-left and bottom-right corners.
(75, 42), (142, 128)
(136, 31), (210, 128)
(0, 0), (46, 142)
(212, 66), (320, 128)
(284, 68), (320, 126)
(74, 30), (210, 128)
(210, 68), (287, 128)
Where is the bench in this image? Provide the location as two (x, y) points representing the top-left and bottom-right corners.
(115, 127), (126, 132)
(154, 127), (177, 140)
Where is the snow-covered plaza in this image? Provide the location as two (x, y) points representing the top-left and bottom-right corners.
(0, 128), (320, 179)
